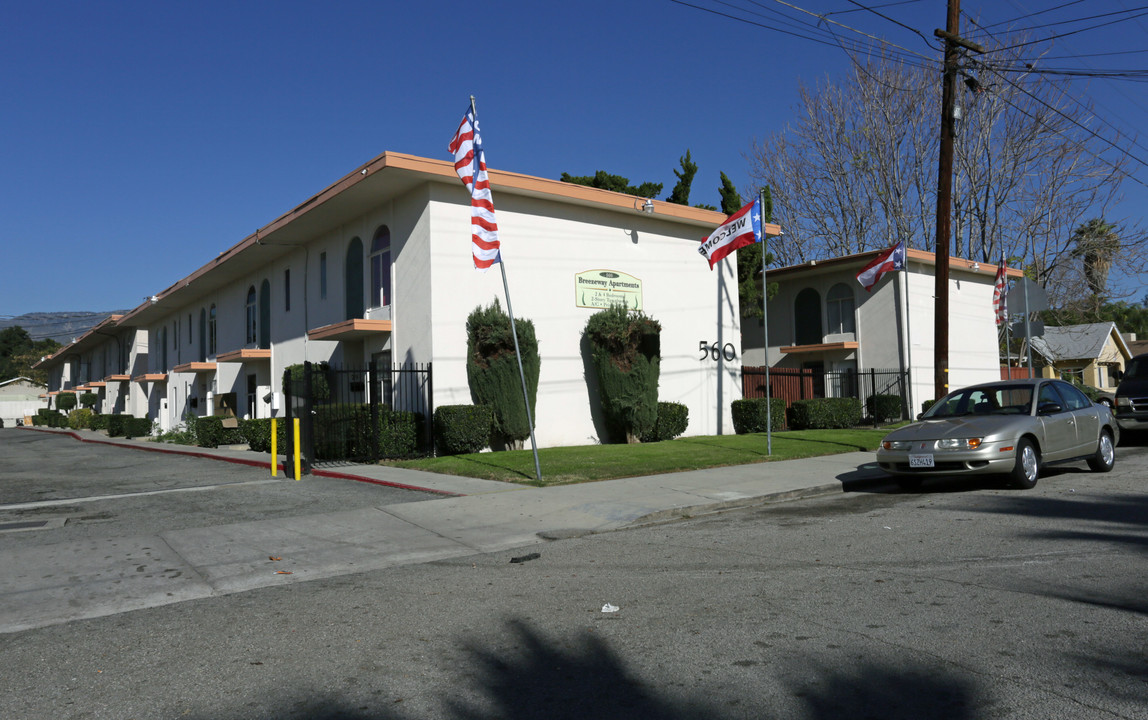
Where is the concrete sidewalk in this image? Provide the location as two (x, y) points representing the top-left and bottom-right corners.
(1, 428), (889, 633)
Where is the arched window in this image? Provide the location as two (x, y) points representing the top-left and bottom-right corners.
(208, 304), (217, 355)
(245, 286), (257, 344)
(370, 226), (391, 307)
(345, 237), (364, 320)
(794, 288), (822, 346)
(826, 283), (856, 335)
(198, 308), (207, 362)
(259, 278), (271, 349)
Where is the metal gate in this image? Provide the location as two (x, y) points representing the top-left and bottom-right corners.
(284, 360), (433, 474)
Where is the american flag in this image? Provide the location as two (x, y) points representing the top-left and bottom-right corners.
(448, 104), (501, 270)
(993, 258), (1008, 325)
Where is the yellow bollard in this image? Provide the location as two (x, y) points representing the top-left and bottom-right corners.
(293, 417), (302, 480)
(270, 418), (278, 477)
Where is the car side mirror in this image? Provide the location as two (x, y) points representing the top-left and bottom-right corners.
(1037, 402), (1062, 415)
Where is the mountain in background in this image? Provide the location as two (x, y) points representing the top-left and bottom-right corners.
(0, 311), (129, 345)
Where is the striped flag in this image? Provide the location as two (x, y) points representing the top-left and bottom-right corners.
(856, 241), (906, 291)
(993, 257), (1008, 325)
(449, 104), (501, 270)
(697, 197), (762, 270)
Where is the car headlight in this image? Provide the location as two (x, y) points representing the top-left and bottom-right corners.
(882, 440), (911, 451)
(936, 437), (983, 450)
(1116, 396), (1130, 407)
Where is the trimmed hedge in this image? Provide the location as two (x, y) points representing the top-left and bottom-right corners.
(731, 397), (788, 434)
(189, 416), (245, 448)
(640, 402), (690, 442)
(90, 413), (109, 431)
(55, 393), (77, 412)
(282, 362), (331, 401)
(788, 398), (863, 430)
(123, 416), (153, 438)
(79, 392), (99, 409)
(239, 418), (288, 454)
(434, 405), (493, 455)
(866, 394), (902, 423)
(312, 404), (425, 460)
(106, 414), (126, 437)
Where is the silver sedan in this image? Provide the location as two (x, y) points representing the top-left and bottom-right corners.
(876, 378), (1119, 489)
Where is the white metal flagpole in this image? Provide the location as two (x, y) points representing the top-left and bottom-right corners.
(760, 189), (772, 456)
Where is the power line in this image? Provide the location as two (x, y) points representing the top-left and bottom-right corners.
(977, 0), (1087, 31)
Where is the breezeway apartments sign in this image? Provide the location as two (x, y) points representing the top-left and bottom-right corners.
(575, 270), (643, 311)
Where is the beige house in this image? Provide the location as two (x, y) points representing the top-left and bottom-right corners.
(1029, 322), (1132, 390)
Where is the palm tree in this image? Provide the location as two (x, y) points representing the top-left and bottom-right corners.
(1071, 218), (1120, 297)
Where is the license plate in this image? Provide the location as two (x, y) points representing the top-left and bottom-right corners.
(909, 454), (935, 468)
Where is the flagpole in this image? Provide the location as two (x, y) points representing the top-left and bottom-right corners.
(760, 188), (772, 456)
(470, 96), (541, 483)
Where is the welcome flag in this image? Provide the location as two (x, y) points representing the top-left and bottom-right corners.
(993, 257), (1008, 325)
(698, 198), (762, 270)
(448, 104), (501, 270)
(856, 241), (906, 291)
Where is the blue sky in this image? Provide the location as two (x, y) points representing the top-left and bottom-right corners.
(2, 0), (1145, 327)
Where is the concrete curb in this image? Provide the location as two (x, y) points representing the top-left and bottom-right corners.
(628, 482), (846, 527)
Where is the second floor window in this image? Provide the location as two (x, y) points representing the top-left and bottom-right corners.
(209, 304), (217, 355)
(370, 226), (391, 307)
(246, 286), (257, 344)
(826, 283), (856, 335)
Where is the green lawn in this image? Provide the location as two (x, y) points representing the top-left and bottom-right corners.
(385, 427), (891, 486)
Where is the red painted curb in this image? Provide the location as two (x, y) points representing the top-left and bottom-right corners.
(18, 426), (458, 496)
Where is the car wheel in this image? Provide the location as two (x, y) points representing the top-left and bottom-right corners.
(1010, 438), (1040, 489)
(1086, 430), (1116, 473)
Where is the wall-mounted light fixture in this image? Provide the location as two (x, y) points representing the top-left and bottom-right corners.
(971, 262), (980, 272)
(634, 198), (654, 214)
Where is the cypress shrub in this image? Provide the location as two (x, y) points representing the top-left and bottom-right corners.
(434, 405), (493, 455)
(789, 398), (862, 429)
(639, 402), (690, 442)
(866, 394), (902, 423)
(584, 306), (661, 443)
(466, 299), (540, 450)
(731, 397), (788, 433)
(56, 393), (77, 412)
(79, 392), (99, 409)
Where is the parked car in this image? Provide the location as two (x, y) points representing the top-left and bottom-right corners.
(876, 378), (1119, 490)
(1114, 353), (1148, 431)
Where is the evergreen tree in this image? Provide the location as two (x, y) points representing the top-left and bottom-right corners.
(465, 299), (540, 451)
(584, 306), (661, 444)
(721, 177), (777, 319)
(560, 171), (662, 199)
(666, 150), (698, 206)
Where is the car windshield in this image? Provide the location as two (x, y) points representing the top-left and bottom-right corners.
(924, 385), (1034, 418)
(1126, 356), (1148, 379)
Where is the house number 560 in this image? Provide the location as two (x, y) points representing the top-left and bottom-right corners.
(699, 341), (737, 362)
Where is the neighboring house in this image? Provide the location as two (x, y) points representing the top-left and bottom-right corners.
(0, 376), (48, 425)
(1029, 322), (1131, 391)
(742, 248), (1022, 414)
(1124, 333), (1148, 358)
(35, 151), (766, 445)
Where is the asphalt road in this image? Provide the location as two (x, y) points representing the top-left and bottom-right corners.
(1, 430), (1145, 719)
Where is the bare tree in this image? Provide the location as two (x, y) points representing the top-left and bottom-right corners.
(746, 42), (1146, 310)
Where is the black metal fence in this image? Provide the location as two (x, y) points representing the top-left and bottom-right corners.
(284, 361), (433, 473)
(742, 366), (910, 426)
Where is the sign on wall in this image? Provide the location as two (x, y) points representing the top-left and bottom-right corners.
(575, 270), (643, 311)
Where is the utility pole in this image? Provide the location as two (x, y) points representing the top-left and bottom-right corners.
(931, 0), (982, 401)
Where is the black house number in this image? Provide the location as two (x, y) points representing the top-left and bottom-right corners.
(699, 341), (737, 362)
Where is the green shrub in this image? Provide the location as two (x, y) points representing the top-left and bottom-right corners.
(189, 416), (244, 448)
(584, 306), (661, 443)
(866, 394), (903, 423)
(89, 413), (108, 431)
(788, 397), (863, 430)
(123, 416), (153, 439)
(731, 397), (788, 433)
(67, 408), (94, 430)
(378, 410), (422, 458)
(31, 414), (43, 426)
(466, 299), (539, 450)
(922, 398), (937, 414)
(48, 413), (68, 428)
(79, 392), (99, 409)
(640, 402), (690, 442)
(56, 393), (77, 412)
(239, 418), (288, 453)
(106, 414), (126, 436)
(434, 405), (493, 455)
(282, 363), (331, 401)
